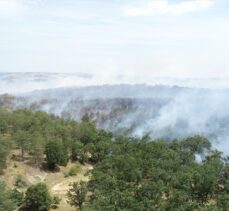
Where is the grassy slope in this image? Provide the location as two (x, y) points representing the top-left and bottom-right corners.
(0, 149), (93, 211)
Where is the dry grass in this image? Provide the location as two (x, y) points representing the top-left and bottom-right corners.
(0, 150), (93, 211)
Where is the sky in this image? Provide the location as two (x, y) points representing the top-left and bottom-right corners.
(0, 0), (229, 79)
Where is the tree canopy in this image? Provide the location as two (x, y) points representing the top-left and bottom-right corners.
(0, 108), (229, 210)
(23, 183), (52, 211)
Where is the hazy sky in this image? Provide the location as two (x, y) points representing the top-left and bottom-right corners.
(0, 0), (229, 78)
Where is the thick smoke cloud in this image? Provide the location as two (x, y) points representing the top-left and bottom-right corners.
(1, 73), (229, 154)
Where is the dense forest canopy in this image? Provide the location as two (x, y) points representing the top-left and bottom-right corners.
(0, 108), (229, 210)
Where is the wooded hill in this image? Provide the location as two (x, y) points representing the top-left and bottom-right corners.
(0, 109), (229, 210)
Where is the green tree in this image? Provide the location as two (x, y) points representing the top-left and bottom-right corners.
(183, 135), (211, 155)
(217, 194), (229, 211)
(163, 190), (199, 211)
(45, 142), (68, 170)
(0, 180), (16, 211)
(14, 130), (30, 161)
(0, 142), (8, 174)
(79, 114), (97, 145)
(24, 183), (52, 211)
(30, 132), (45, 167)
(67, 181), (87, 211)
(70, 140), (83, 161)
(9, 188), (24, 206)
(135, 180), (164, 209)
(0, 135), (13, 174)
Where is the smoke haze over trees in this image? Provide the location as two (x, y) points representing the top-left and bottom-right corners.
(1, 73), (229, 154)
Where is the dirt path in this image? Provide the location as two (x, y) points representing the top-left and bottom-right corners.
(0, 151), (93, 211)
(49, 164), (92, 211)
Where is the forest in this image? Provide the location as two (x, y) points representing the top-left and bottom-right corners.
(0, 108), (229, 211)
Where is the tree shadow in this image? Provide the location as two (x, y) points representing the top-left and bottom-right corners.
(11, 154), (24, 162)
(40, 162), (60, 173)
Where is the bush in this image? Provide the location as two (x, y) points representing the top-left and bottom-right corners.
(9, 189), (24, 206)
(14, 175), (27, 188)
(79, 152), (89, 164)
(23, 183), (52, 211)
(0, 180), (17, 211)
(51, 196), (61, 209)
(71, 141), (83, 161)
(68, 165), (80, 177)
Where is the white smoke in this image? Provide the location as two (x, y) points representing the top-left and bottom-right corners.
(2, 72), (229, 95)
(2, 73), (229, 154)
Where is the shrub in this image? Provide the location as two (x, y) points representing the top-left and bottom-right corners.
(0, 180), (17, 211)
(68, 165), (80, 177)
(14, 175), (27, 188)
(51, 196), (61, 209)
(23, 183), (52, 211)
(9, 189), (24, 206)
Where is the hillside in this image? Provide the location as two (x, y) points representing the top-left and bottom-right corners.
(1, 149), (92, 211)
(1, 109), (229, 210)
(1, 84), (229, 154)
